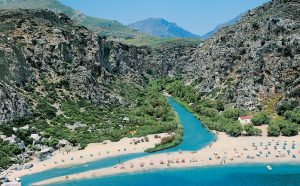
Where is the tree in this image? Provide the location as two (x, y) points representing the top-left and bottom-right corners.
(223, 108), (247, 120)
(251, 112), (270, 126)
(284, 109), (300, 124)
(276, 100), (298, 116)
(267, 123), (281, 137)
(67, 133), (79, 146)
(244, 124), (255, 136)
(280, 121), (298, 136)
(226, 122), (243, 137)
(253, 128), (262, 136)
(36, 101), (57, 119)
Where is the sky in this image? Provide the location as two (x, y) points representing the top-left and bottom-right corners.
(60, 0), (270, 36)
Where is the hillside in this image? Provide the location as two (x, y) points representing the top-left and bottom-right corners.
(184, 0), (300, 111)
(0, 9), (181, 169)
(0, 0), (299, 172)
(129, 18), (200, 39)
(0, 0), (168, 46)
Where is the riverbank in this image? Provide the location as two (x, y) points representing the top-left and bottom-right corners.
(33, 125), (300, 185)
(4, 133), (169, 182)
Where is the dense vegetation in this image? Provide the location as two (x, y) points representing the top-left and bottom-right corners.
(0, 77), (298, 169)
(0, 80), (180, 168)
(150, 78), (299, 138)
(267, 109), (300, 137)
(149, 78), (249, 137)
(0, 140), (21, 168)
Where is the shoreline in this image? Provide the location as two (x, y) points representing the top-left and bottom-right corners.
(4, 133), (170, 181)
(33, 126), (300, 185)
(35, 160), (300, 186)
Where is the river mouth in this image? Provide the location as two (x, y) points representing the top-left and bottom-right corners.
(21, 98), (215, 186)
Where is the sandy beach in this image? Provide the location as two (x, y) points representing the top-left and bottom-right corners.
(33, 126), (300, 186)
(5, 133), (170, 181)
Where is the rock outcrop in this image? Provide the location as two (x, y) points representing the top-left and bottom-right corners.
(182, 0), (300, 110)
(0, 83), (30, 123)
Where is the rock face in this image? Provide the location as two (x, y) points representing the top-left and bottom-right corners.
(0, 9), (123, 124)
(111, 0), (300, 110)
(106, 41), (198, 81)
(0, 83), (30, 123)
(0, 0), (299, 123)
(183, 0), (300, 110)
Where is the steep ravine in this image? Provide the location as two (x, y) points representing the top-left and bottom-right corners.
(0, 0), (299, 173)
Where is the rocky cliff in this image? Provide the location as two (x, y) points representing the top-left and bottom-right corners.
(182, 0), (300, 110)
(0, 0), (299, 124)
(0, 9), (125, 123)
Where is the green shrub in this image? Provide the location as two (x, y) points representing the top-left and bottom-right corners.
(244, 124), (262, 136)
(267, 120), (281, 137)
(251, 112), (270, 126)
(280, 120), (298, 136)
(223, 108), (247, 120)
(35, 101), (57, 119)
(284, 109), (300, 124)
(225, 122), (243, 137)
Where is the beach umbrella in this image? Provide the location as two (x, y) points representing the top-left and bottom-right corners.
(120, 163), (125, 169)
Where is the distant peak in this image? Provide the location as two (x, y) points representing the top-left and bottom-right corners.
(128, 18), (200, 39)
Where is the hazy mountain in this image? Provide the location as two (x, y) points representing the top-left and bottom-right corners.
(201, 12), (244, 39)
(129, 18), (200, 39)
(0, 0), (163, 45)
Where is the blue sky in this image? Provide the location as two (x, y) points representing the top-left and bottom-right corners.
(60, 0), (270, 35)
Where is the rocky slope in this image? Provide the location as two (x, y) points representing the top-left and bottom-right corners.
(183, 0), (300, 110)
(116, 0), (300, 111)
(0, 9), (123, 123)
(0, 0), (299, 173)
(0, 0), (299, 123)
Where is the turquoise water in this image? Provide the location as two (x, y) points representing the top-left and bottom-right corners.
(54, 163), (300, 186)
(50, 98), (300, 186)
(21, 98), (215, 185)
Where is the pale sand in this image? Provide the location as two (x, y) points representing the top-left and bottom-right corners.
(34, 126), (300, 186)
(6, 133), (170, 181)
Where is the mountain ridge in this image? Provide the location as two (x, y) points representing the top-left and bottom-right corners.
(201, 12), (244, 39)
(129, 17), (200, 39)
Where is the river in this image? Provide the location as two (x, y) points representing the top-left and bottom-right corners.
(21, 98), (300, 186)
